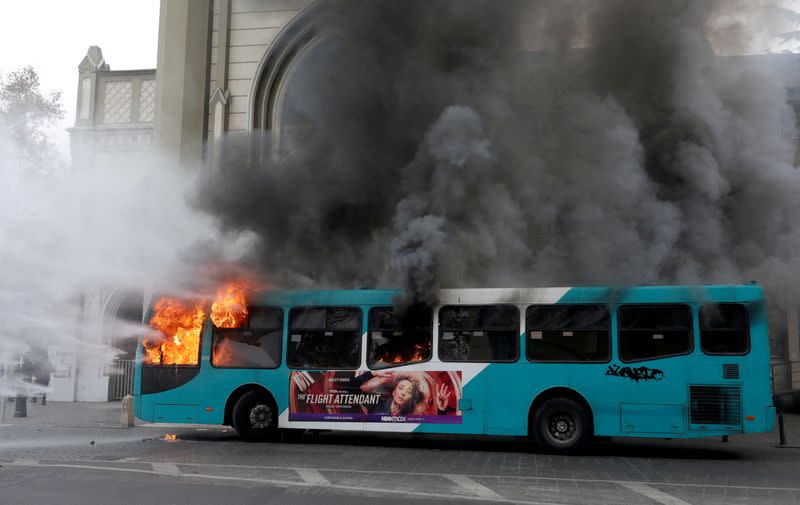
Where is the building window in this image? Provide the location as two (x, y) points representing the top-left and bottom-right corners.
(699, 304), (750, 355)
(102, 81), (133, 124)
(287, 307), (362, 369)
(438, 305), (519, 362)
(526, 305), (610, 362)
(618, 305), (693, 362)
(212, 307), (283, 368)
(368, 306), (432, 369)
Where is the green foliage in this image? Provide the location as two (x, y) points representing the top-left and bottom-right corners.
(0, 66), (64, 172)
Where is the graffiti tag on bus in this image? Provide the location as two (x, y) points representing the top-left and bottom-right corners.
(605, 364), (664, 382)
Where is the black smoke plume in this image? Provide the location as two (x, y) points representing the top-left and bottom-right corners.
(195, 0), (799, 311)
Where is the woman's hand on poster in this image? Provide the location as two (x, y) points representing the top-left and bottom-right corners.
(292, 371), (314, 392)
(435, 383), (451, 412)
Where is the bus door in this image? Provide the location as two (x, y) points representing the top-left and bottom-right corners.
(428, 304), (519, 435)
(284, 307), (365, 432)
(419, 361), (485, 435)
(365, 306), (485, 434)
(607, 305), (692, 436)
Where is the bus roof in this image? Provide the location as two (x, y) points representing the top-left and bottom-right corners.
(249, 284), (764, 306)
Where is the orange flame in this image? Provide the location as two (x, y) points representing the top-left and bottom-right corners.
(211, 338), (235, 367)
(211, 281), (249, 328)
(379, 342), (429, 365)
(144, 298), (205, 365)
(163, 433), (177, 442)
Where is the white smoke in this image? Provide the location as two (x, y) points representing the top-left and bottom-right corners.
(0, 116), (251, 395)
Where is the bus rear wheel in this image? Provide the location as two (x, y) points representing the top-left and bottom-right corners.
(233, 390), (277, 442)
(532, 398), (591, 453)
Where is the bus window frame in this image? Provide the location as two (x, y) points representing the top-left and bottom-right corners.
(617, 303), (694, 364)
(209, 306), (284, 370)
(525, 304), (612, 364)
(286, 306), (363, 371)
(437, 304), (520, 364)
(699, 303), (751, 356)
(366, 306), (433, 370)
(142, 305), (205, 369)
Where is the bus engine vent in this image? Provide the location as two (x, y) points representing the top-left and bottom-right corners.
(722, 364), (740, 380)
(689, 386), (741, 426)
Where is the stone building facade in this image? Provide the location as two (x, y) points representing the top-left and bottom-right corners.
(54, 47), (154, 402)
(171, 0), (800, 391)
(68, 46), (156, 170)
(60, 1), (800, 401)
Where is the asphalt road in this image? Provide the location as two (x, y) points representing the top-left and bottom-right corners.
(1, 405), (800, 505)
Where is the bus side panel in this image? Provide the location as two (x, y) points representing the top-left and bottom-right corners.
(414, 362), (486, 435)
(484, 360), (573, 436)
(483, 362), (619, 437)
(137, 319), (262, 426)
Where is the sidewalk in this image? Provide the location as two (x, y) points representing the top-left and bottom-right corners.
(1, 399), (122, 428)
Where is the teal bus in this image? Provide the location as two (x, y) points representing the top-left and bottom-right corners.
(134, 284), (775, 452)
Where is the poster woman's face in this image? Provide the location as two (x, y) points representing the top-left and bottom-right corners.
(393, 379), (415, 407)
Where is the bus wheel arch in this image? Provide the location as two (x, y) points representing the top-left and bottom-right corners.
(528, 387), (594, 452)
(224, 385), (277, 431)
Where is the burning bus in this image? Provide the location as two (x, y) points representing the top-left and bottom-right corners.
(135, 282), (775, 452)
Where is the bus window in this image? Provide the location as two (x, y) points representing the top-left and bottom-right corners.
(143, 298), (205, 366)
(368, 306), (432, 369)
(526, 305), (610, 362)
(438, 305), (519, 362)
(700, 303), (750, 355)
(212, 307), (283, 369)
(287, 307), (362, 369)
(618, 305), (692, 362)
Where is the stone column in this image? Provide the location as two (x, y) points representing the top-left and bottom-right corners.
(69, 46), (110, 168)
(154, 0), (213, 170)
(208, 0), (232, 170)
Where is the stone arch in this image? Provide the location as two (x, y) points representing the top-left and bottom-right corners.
(101, 289), (144, 360)
(101, 289), (144, 401)
(248, 3), (325, 159)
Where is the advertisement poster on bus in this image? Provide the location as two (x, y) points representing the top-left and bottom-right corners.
(289, 370), (462, 424)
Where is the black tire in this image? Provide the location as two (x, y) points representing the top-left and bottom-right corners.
(531, 397), (592, 453)
(232, 390), (278, 442)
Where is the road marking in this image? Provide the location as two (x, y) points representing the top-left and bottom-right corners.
(2, 461), (566, 505)
(156, 462), (800, 493)
(445, 474), (508, 501)
(618, 482), (693, 505)
(151, 462), (181, 475)
(294, 468), (331, 486)
(11, 457), (800, 497)
(12, 458), (38, 465)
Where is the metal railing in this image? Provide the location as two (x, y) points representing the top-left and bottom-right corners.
(108, 359), (135, 401)
(771, 360), (800, 394)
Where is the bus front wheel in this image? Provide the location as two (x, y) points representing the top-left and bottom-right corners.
(531, 397), (591, 452)
(232, 390), (277, 442)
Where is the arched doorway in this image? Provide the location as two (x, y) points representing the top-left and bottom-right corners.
(249, 4), (329, 160)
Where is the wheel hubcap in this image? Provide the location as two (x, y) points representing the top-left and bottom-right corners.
(249, 404), (272, 429)
(546, 413), (577, 444)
